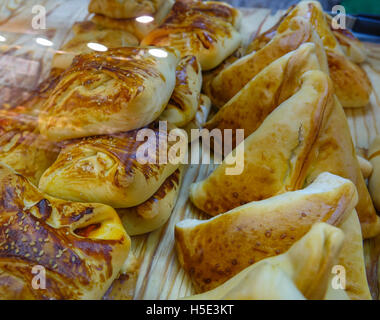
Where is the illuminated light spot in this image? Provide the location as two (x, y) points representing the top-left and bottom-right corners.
(136, 15), (154, 23)
(36, 37), (53, 46)
(0, 35), (6, 42)
(87, 42), (108, 52)
(148, 48), (168, 58)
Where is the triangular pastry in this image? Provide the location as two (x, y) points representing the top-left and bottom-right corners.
(117, 167), (183, 236)
(0, 164), (130, 299)
(205, 43), (324, 147)
(141, 0), (242, 71)
(190, 70), (380, 238)
(177, 172), (356, 292)
(247, 0), (371, 108)
(39, 123), (187, 208)
(159, 55), (202, 127)
(39, 47), (180, 141)
(183, 223), (344, 300)
(208, 16), (328, 107)
(52, 21), (139, 71)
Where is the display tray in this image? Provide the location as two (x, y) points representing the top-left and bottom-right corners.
(0, 0), (380, 299)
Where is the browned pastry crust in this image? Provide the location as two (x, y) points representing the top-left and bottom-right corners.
(141, 0), (242, 70)
(88, 0), (166, 19)
(39, 47), (180, 141)
(0, 164), (130, 300)
(39, 122), (186, 208)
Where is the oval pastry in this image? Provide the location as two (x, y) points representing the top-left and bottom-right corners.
(39, 123), (187, 208)
(39, 47), (180, 141)
(0, 164), (130, 300)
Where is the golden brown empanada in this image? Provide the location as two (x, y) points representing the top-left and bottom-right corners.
(357, 155), (373, 179)
(39, 47), (180, 141)
(247, 0), (371, 108)
(159, 55), (202, 127)
(208, 16), (328, 107)
(190, 70), (380, 238)
(89, 0), (167, 19)
(205, 43), (323, 148)
(178, 172), (356, 292)
(0, 164), (130, 300)
(52, 22), (139, 71)
(39, 123), (187, 208)
(141, 0), (242, 70)
(117, 167), (183, 236)
(183, 222), (344, 300)
(91, 0), (174, 41)
(0, 107), (59, 185)
(369, 135), (380, 211)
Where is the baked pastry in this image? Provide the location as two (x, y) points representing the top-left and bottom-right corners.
(247, 0), (371, 108)
(91, 0), (174, 41)
(39, 123), (187, 208)
(369, 135), (380, 211)
(205, 43), (323, 148)
(357, 155), (373, 179)
(52, 21), (139, 71)
(183, 223), (344, 300)
(190, 70), (380, 238)
(39, 47), (180, 141)
(0, 164), (130, 300)
(0, 107), (59, 185)
(141, 0), (242, 71)
(177, 172), (356, 292)
(117, 167), (183, 236)
(208, 16), (328, 107)
(88, 0), (167, 19)
(159, 55), (202, 127)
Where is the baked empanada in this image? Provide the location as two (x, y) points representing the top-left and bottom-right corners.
(52, 22), (139, 71)
(141, 0), (242, 70)
(183, 223), (344, 300)
(117, 167), (183, 236)
(190, 70), (380, 238)
(209, 16), (328, 107)
(247, 0), (371, 108)
(0, 164), (130, 300)
(39, 123), (187, 208)
(178, 172), (356, 292)
(88, 0), (167, 19)
(39, 47), (180, 141)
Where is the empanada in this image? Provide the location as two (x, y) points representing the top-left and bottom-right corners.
(247, 0), (371, 108)
(52, 22), (139, 71)
(39, 123), (187, 208)
(89, 0), (167, 19)
(159, 55), (202, 127)
(178, 172), (356, 292)
(209, 16), (328, 107)
(0, 164), (130, 300)
(190, 70), (380, 238)
(183, 223), (344, 300)
(141, 0), (242, 70)
(39, 47), (180, 141)
(117, 167), (183, 236)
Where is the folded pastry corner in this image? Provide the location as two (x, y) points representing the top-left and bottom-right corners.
(178, 172), (356, 293)
(183, 222), (344, 300)
(0, 163), (130, 300)
(39, 47), (180, 141)
(141, 0), (242, 70)
(117, 166), (184, 236)
(39, 123), (187, 208)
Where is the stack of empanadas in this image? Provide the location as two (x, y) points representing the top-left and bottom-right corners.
(89, 0), (175, 41)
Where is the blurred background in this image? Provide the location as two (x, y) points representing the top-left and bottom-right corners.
(223, 0), (380, 15)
